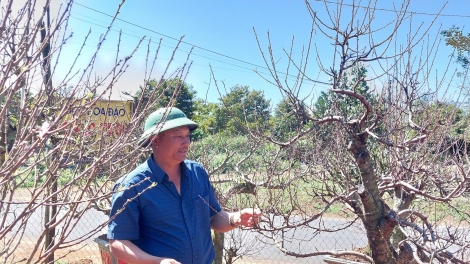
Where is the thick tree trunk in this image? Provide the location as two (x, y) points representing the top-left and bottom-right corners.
(391, 186), (414, 248)
(392, 186), (418, 263)
(348, 133), (397, 264)
(213, 230), (224, 264)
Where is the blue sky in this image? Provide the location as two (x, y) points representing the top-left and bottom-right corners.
(54, 0), (470, 107)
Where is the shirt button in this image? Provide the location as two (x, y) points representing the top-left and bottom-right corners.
(194, 255), (198, 259)
(185, 217), (188, 220)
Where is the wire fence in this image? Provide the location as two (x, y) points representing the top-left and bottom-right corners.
(6, 201), (369, 264)
(6, 189), (470, 263)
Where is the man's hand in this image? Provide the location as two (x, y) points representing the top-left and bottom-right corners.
(234, 208), (262, 228)
(211, 208), (262, 232)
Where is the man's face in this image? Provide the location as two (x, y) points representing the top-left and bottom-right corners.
(154, 126), (191, 165)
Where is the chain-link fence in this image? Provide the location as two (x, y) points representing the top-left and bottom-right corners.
(5, 191), (108, 264)
(7, 198), (369, 264)
(6, 196), (470, 263)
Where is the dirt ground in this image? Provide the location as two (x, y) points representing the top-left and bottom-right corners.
(11, 241), (102, 263)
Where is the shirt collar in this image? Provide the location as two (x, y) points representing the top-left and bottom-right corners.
(147, 154), (190, 182)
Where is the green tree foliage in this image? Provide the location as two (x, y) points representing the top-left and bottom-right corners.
(431, 102), (468, 136)
(271, 98), (309, 140)
(408, 99), (469, 138)
(0, 83), (35, 163)
(134, 78), (197, 119)
(314, 64), (376, 118)
(0, 93), (18, 157)
(191, 99), (218, 140)
(441, 26), (470, 69)
(214, 85), (271, 135)
(314, 91), (331, 117)
(337, 64), (376, 115)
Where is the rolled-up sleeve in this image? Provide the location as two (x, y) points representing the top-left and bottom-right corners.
(207, 181), (221, 218)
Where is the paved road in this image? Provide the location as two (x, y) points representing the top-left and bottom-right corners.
(6, 204), (469, 263)
(226, 216), (368, 264)
(5, 203), (367, 263)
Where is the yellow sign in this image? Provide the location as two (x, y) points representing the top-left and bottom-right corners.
(83, 100), (133, 137)
(67, 100), (133, 143)
(60, 100), (133, 164)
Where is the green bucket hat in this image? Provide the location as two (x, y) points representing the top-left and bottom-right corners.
(138, 107), (198, 147)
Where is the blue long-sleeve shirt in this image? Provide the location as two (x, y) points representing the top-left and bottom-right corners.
(108, 155), (222, 264)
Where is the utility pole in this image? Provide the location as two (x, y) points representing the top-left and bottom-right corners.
(40, 5), (57, 264)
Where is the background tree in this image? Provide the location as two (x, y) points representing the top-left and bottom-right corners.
(214, 85), (271, 135)
(271, 97), (309, 140)
(314, 64), (377, 118)
(442, 26), (470, 69)
(131, 78), (197, 119)
(441, 26), (470, 112)
(191, 99), (218, 140)
(0, 91), (28, 164)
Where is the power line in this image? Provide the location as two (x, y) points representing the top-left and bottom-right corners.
(314, 0), (470, 18)
(66, 40), (263, 75)
(70, 14), (325, 86)
(73, 2), (332, 86)
(73, 2), (259, 68)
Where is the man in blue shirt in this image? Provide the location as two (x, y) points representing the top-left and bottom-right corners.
(107, 107), (262, 264)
